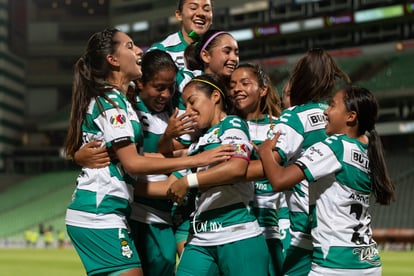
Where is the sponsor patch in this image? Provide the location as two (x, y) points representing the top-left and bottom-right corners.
(110, 114), (127, 129)
(307, 112), (326, 127)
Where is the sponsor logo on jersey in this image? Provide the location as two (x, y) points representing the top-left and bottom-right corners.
(110, 114), (126, 128)
(351, 150), (369, 171)
(193, 219), (223, 233)
(348, 192), (369, 204)
(353, 245), (381, 266)
(223, 136), (243, 142)
(303, 145), (324, 161)
(307, 112), (326, 127)
(255, 181), (272, 192)
(234, 143), (250, 158)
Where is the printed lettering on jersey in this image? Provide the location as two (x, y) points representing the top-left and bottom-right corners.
(110, 114), (127, 129)
(349, 193), (369, 205)
(307, 111), (326, 128)
(302, 145), (324, 162)
(222, 127), (252, 159)
(344, 147), (370, 174)
(353, 245), (381, 266)
(193, 219), (223, 233)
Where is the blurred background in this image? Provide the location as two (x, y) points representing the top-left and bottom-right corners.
(0, 0), (413, 250)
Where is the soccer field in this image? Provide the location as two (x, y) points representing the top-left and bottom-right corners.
(0, 248), (413, 275)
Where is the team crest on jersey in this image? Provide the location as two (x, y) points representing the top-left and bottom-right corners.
(207, 128), (220, 143)
(110, 114), (126, 129)
(307, 112), (326, 127)
(266, 125), (274, 139)
(120, 240), (133, 258)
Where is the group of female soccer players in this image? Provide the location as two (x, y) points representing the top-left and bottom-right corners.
(63, 1), (395, 275)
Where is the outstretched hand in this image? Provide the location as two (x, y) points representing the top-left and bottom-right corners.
(193, 144), (235, 167)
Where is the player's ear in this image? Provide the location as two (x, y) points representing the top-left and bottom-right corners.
(175, 9), (182, 22)
(106, 54), (119, 67)
(347, 110), (357, 126)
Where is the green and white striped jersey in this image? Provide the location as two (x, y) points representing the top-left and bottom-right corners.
(296, 134), (381, 269)
(274, 101), (329, 250)
(179, 115), (262, 246)
(149, 31), (188, 70)
(66, 89), (143, 229)
(247, 115), (290, 240)
(130, 96), (174, 225)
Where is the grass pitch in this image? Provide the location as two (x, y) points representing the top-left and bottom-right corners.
(0, 248), (84, 276)
(0, 248), (413, 275)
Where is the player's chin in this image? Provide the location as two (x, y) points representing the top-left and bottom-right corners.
(325, 126), (333, 136)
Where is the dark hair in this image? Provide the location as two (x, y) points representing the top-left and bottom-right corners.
(232, 63), (282, 120)
(185, 74), (229, 111)
(185, 29), (230, 72)
(141, 49), (178, 85)
(289, 48), (351, 106)
(64, 28), (121, 159)
(127, 49), (178, 114)
(342, 85), (395, 205)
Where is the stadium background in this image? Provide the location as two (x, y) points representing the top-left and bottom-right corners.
(0, 0), (413, 270)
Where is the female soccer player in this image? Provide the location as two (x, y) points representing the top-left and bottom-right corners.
(229, 63), (289, 275)
(167, 74), (269, 276)
(64, 28), (234, 276)
(257, 85), (395, 275)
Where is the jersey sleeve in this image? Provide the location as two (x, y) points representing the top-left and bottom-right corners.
(93, 99), (138, 149)
(295, 140), (342, 182)
(273, 110), (304, 164)
(220, 116), (252, 161)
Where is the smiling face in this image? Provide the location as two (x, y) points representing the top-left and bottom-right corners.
(229, 67), (267, 118)
(201, 34), (239, 79)
(176, 0), (213, 42)
(324, 89), (352, 136)
(182, 82), (221, 129)
(139, 68), (176, 113)
(110, 32), (143, 81)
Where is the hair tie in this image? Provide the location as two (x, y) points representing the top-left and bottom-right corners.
(200, 31), (227, 59)
(190, 78), (225, 98)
